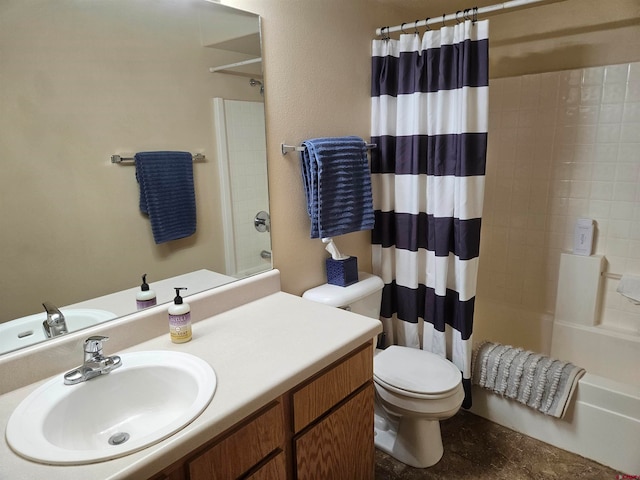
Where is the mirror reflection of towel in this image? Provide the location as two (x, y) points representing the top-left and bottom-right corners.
(300, 136), (374, 239)
(135, 151), (196, 244)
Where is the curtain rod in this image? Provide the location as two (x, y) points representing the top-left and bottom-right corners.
(375, 0), (561, 36)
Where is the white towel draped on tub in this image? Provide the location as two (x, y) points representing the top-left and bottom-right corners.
(472, 341), (585, 418)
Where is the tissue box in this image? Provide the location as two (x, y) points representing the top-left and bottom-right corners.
(326, 256), (358, 287)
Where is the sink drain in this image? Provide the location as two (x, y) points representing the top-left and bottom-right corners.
(108, 432), (130, 446)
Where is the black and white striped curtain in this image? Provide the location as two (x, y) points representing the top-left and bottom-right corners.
(371, 20), (489, 408)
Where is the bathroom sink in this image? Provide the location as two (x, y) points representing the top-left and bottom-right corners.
(6, 351), (217, 465)
(0, 308), (117, 355)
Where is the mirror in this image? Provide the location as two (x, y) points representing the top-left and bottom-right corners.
(0, 0), (270, 354)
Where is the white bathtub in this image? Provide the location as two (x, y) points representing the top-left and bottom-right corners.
(471, 302), (640, 474)
(470, 370), (639, 474)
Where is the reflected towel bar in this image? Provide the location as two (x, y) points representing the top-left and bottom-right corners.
(111, 153), (205, 164)
(281, 142), (377, 155)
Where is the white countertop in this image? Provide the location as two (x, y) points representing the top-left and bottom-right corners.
(0, 290), (381, 479)
(0, 270), (237, 356)
(68, 269), (237, 317)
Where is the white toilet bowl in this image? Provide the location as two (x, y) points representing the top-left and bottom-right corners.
(302, 273), (464, 468)
(373, 345), (464, 468)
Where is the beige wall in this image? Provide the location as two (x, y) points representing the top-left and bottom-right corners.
(476, 62), (640, 354)
(476, 0), (640, 354)
(489, 0), (640, 78)
(224, 0), (639, 299)
(3, 0), (637, 319)
(0, 0), (262, 321)
(221, 0), (411, 295)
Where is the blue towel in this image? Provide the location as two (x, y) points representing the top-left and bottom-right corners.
(135, 151), (196, 244)
(300, 136), (374, 239)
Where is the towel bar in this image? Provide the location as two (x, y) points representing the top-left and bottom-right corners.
(281, 142), (377, 155)
(601, 272), (623, 280)
(111, 153), (205, 164)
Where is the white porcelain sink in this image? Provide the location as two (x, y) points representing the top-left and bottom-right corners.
(0, 308), (117, 355)
(6, 351), (217, 465)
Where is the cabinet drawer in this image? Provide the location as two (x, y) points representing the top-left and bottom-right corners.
(292, 343), (373, 433)
(188, 401), (285, 480)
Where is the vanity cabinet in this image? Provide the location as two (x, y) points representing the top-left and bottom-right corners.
(152, 342), (374, 480)
(244, 451), (287, 479)
(154, 400), (287, 480)
(295, 386), (374, 479)
(188, 401), (287, 480)
(292, 343), (375, 479)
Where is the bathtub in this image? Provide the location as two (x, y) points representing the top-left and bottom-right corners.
(470, 288), (640, 474)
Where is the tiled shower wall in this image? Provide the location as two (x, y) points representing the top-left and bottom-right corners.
(478, 62), (640, 334)
(224, 100), (271, 276)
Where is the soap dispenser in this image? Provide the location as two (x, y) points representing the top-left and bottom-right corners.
(136, 274), (157, 310)
(169, 287), (191, 343)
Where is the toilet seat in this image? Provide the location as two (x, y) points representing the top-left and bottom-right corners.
(374, 346), (462, 399)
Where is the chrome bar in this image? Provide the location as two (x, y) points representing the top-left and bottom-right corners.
(281, 142), (377, 155)
(111, 153), (205, 164)
(601, 272), (623, 280)
(375, 0), (562, 36)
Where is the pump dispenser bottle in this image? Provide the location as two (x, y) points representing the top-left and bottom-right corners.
(136, 274), (157, 310)
(169, 287), (191, 343)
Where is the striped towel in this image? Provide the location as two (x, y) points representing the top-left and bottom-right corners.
(300, 136), (375, 239)
(472, 341), (586, 418)
(135, 151), (196, 244)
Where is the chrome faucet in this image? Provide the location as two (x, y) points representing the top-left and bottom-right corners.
(63, 335), (122, 385)
(42, 302), (68, 338)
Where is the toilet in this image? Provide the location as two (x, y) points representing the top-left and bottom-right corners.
(303, 272), (465, 468)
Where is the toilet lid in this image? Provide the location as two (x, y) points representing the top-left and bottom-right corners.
(374, 346), (462, 395)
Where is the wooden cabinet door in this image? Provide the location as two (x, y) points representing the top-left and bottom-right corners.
(188, 401), (285, 480)
(245, 451), (287, 480)
(292, 343), (373, 433)
(295, 384), (374, 480)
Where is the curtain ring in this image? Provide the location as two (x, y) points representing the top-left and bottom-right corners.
(425, 18), (431, 31)
(382, 26), (390, 40)
(401, 22), (407, 34)
(442, 14), (446, 27)
(463, 9), (470, 21)
(456, 11), (462, 24)
(473, 7), (478, 23)
(414, 20), (420, 35)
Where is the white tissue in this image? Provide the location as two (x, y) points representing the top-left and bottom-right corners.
(616, 274), (640, 305)
(322, 237), (349, 260)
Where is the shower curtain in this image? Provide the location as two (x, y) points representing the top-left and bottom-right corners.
(371, 20), (489, 408)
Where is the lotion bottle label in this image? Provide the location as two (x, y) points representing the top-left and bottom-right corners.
(170, 312), (192, 342)
(137, 298), (157, 309)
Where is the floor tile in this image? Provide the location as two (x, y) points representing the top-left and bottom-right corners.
(375, 410), (623, 480)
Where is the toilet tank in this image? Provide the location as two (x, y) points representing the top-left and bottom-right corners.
(302, 272), (384, 319)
